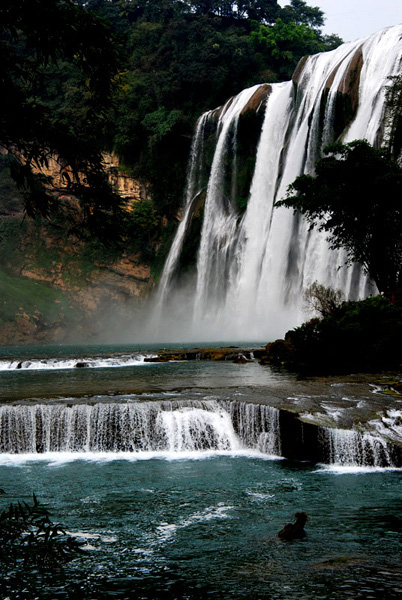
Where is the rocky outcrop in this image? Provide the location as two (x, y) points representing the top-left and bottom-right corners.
(332, 46), (363, 139)
(144, 347), (256, 363)
(31, 152), (149, 205)
(240, 84), (272, 115)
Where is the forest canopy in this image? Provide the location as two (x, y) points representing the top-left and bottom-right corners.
(0, 0), (342, 249)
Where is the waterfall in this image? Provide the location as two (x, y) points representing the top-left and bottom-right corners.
(320, 427), (396, 468)
(2, 400), (400, 467)
(224, 401), (281, 456)
(153, 25), (402, 342)
(0, 401), (280, 456)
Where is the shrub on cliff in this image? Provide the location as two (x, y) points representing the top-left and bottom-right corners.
(283, 295), (402, 374)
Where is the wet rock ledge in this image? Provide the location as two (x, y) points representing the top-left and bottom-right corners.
(144, 347), (265, 363)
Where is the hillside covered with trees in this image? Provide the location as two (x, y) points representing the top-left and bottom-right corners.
(0, 0), (344, 343)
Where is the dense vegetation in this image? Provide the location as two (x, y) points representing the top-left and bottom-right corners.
(264, 294), (402, 375)
(1, 0), (342, 250)
(277, 140), (402, 294)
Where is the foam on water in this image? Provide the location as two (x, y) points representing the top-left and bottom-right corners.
(316, 464), (402, 474)
(0, 354), (154, 371)
(0, 448), (281, 467)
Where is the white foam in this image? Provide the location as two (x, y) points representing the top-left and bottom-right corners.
(0, 354), (156, 372)
(316, 463), (402, 474)
(155, 503), (234, 544)
(0, 448), (282, 466)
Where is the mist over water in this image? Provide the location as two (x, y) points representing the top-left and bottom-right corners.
(148, 25), (402, 344)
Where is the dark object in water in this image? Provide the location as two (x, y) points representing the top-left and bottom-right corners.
(278, 512), (308, 540)
(75, 362), (89, 368)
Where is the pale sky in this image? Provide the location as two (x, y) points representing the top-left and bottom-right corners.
(279, 0), (402, 42)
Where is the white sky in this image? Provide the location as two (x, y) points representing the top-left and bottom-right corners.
(278, 0), (402, 42)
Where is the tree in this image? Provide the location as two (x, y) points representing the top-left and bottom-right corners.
(236, 1), (279, 22)
(303, 282), (344, 318)
(0, 0), (124, 242)
(277, 140), (402, 294)
(280, 0), (324, 29)
(250, 18), (324, 78)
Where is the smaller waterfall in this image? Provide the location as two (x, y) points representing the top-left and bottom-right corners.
(321, 427), (396, 468)
(0, 401), (280, 456)
(2, 401), (400, 467)
(225, 401), (281, 456)
(0, 354), (151, 371)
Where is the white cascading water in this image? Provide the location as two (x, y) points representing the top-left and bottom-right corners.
(0, 354), (153, 371)
(153, 25), (402, 342)
(321, 427), (396, 468)
(0, 401), (280, 455)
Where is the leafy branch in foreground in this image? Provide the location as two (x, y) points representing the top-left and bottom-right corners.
(0, 493), (85, 571)
(0, 0), (124, 243)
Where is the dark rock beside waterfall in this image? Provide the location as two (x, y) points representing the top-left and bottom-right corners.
(144, 347), (260, 363)
(259, 339), (294, 365)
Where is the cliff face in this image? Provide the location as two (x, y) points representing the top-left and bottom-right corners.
(0, 153), (153, 345)
(0, 221), (152, 345)
(31, 151), (149, 205)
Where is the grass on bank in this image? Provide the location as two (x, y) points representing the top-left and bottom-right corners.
(0, 267), (75, 327)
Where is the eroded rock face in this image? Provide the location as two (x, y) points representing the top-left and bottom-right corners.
(331, 47), (363, 139)
(240, 84), (272, 115)
(293, 47), (364, 143)
(30, 152), (149, 205)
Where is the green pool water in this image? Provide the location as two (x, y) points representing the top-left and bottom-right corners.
(1, 343), (401, 599)
(1, 454), (402, 599)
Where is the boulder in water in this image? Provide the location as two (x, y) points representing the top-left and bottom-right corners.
(278, 512), (308, 540)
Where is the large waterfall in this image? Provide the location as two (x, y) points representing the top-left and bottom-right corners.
(153, 25), (402, 342)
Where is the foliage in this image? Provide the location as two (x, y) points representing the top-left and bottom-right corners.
(277, 140), (402, 294)
(384, 74), (402, 162)
(0, 493), (91, 600)
(0, 493), (85, 570)
(127, 198), (161, 259)
(284, 295), (402, 374)
(251, 18), (322, 78)
(304, 281), (345, 318)
(0, 0), (125, 243)
(280, 0), (324, 29)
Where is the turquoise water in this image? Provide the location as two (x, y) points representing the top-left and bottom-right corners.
(1, 344), (402, 598)
(1, 456), (402, 599)
(0, 343), (294, 403)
